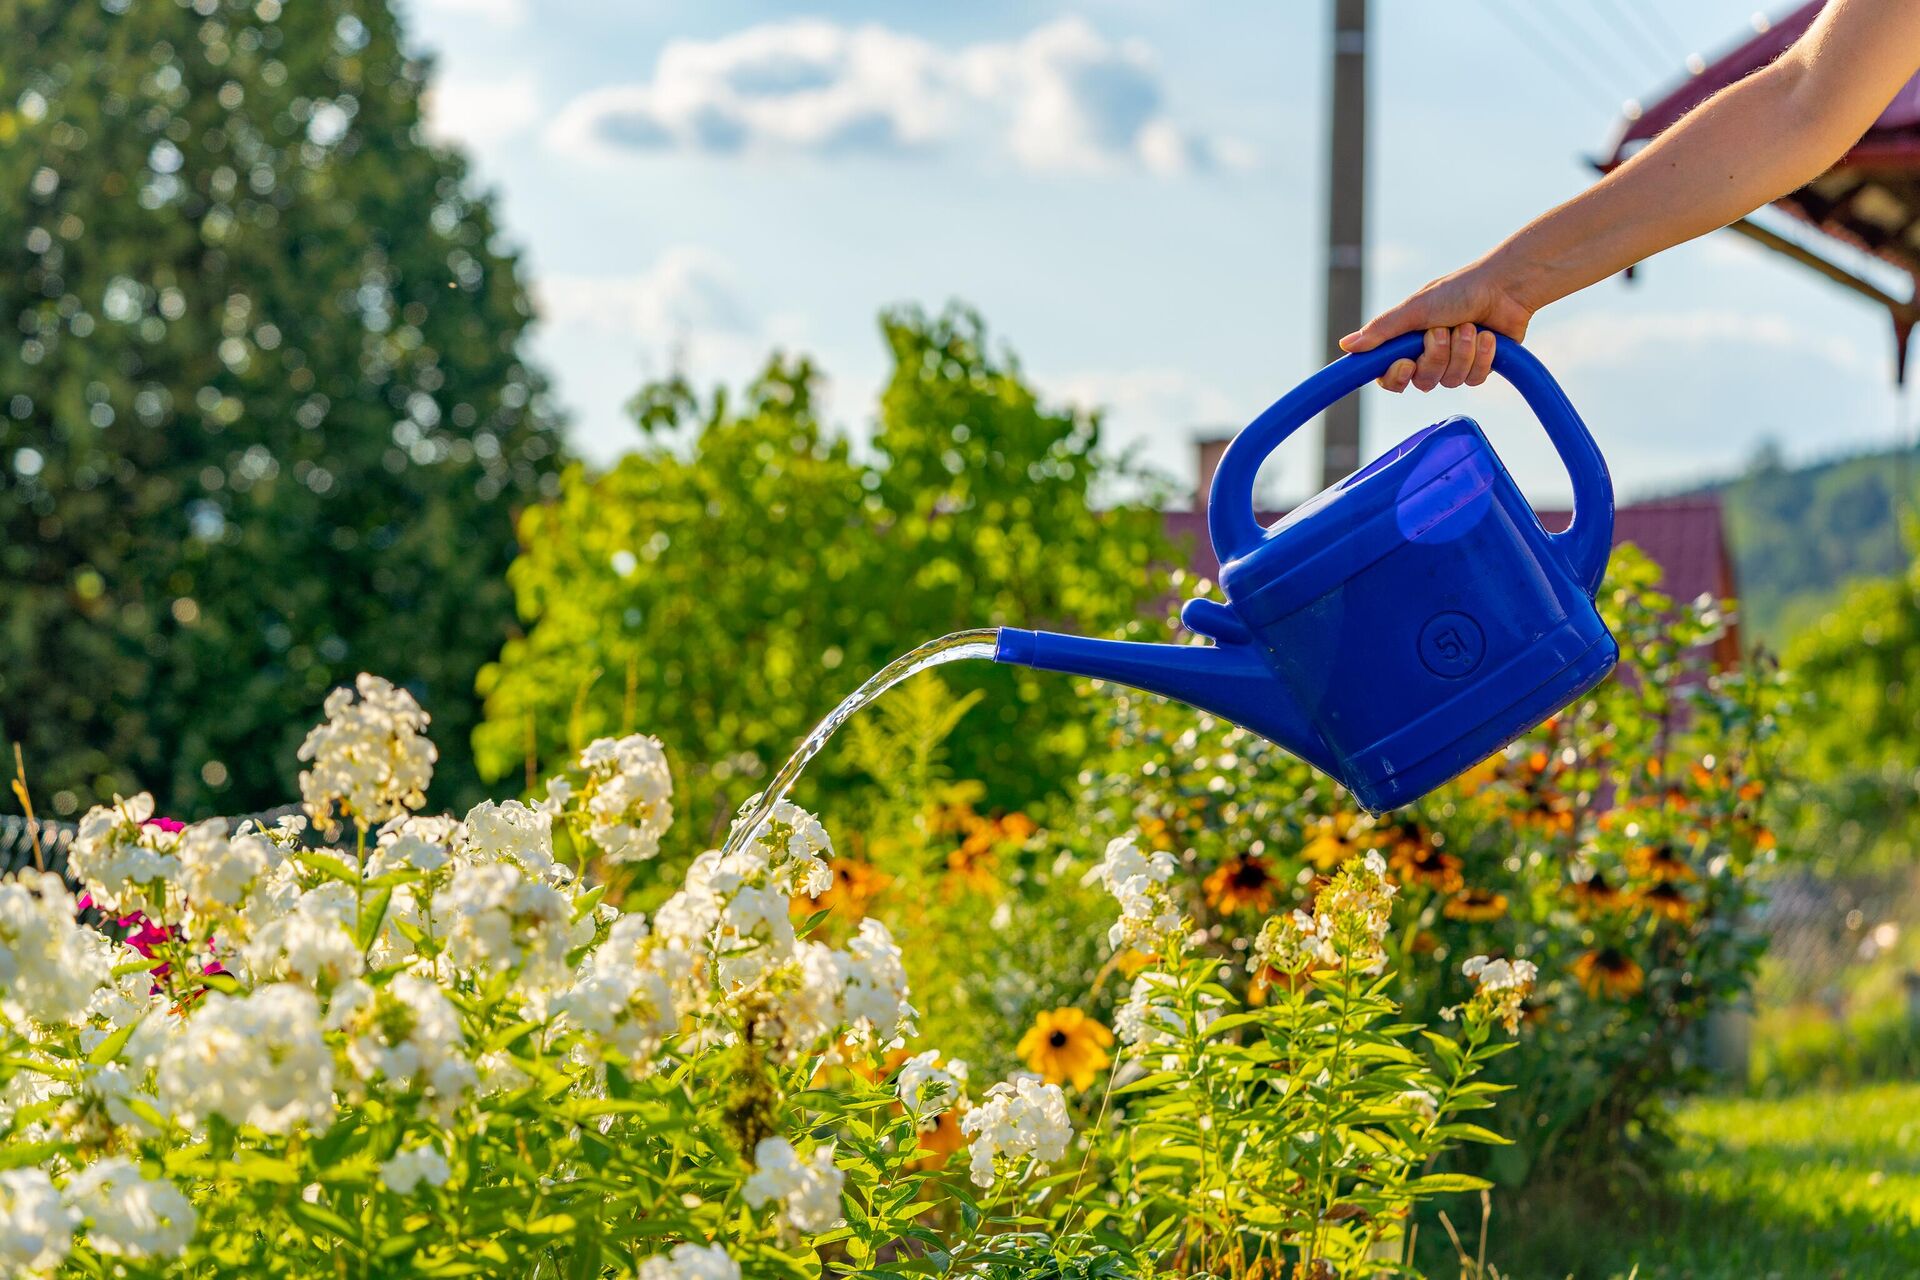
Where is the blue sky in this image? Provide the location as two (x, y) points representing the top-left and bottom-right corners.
(402, 0), (1911, 506)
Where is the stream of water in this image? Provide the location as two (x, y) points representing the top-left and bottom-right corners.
(720, 628), (1003, 857)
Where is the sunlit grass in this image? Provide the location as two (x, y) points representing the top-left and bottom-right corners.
(1454, 1082), (1920, 1279)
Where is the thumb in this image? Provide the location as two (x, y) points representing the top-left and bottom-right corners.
(1339, 298), (1427, 353)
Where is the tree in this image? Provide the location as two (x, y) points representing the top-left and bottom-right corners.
(475, 306), (1176, 833)
(1782, 552), (1920, 872)
(0, 0), (564, 819)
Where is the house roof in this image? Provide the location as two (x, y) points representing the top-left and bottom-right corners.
(1163, 494), (1735, 609)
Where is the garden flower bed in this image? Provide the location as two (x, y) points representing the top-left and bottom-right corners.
(1, 674), (1534, 1280)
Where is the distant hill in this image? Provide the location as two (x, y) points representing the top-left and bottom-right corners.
(1684, 441), (1920, 644)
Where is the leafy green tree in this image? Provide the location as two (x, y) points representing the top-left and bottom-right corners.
(1, 0), (563, 818)
(1782, 552), (1920, 871)
(476, 306), (1174, 833)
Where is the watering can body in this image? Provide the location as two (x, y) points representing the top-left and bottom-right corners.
(994, 331), (1617, 814)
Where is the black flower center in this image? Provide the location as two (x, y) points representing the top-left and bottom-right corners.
(1048, 1030), (1069, 1048)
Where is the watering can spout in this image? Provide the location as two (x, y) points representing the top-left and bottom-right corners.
(993, 627), (1337, 777)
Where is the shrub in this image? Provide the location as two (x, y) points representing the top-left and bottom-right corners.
(1779, 554), (1920, 874)
(474, 307), (1174, 834)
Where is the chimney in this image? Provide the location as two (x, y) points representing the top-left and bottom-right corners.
(1195, 436), (1232, 509)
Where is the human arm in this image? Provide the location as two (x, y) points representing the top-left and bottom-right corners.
(1343, 0), (1920, 391)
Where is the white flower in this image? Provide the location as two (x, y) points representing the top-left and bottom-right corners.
(379, 1144), (451, 1195)
(68, 795), (179, 915)
(239, 882), (364, 987)
(896, 1051), (967, 1119)
(0, 870), (114, 1027)
(66, 1158), (195, 1260)
(1086, 835), (1180, 952)
(430, 861), (572, 984)
(155, 984), (333, 1134)
(959, 1075), (1072, 1188)
(742, 1137), (843, 1233)
(635, 1241), (741, 1280)
(175, 821), (279, 915)
(557, 917), (679, 1065)
(839, 918), (914, 1046)
(0, 1167), (77, 1275)
(577, 734), (675, 862)
(297, 673), (436, 835)
(1462, 955), (1538, 991)
(462, 799), (560, 881)
(1114, 972), (1181, 1050)
(367, 821), (452, 877)
(728, 801), (833, 897)
(326, 976), (476, 1116)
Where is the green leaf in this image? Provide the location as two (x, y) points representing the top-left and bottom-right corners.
(355, 887), (394, 951)
(1405, 1172), (1494, 1194)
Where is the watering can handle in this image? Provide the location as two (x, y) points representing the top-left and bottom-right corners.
(1206, 331), (1616, 597)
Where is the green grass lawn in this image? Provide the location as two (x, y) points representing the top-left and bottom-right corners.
(1462, 1082), (1920, 1279)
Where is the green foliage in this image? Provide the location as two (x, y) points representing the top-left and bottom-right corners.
(1779, 556), (1920, 872)
(0, 0), (563, 819)
(1083, 907), (1513, 1277)
(476, 305), (1173, 833)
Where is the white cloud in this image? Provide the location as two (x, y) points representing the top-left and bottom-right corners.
(1530, 307), (1868, 376)
(410, 0), (525, 28)
(547, 17), (1246, 175)
(423, 73), (540, 148)
(535, 247), (758, 350)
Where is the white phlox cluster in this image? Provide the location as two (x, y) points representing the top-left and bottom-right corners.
(1085, 834), (1179, 952)
(958, 1074), (1073, 1189)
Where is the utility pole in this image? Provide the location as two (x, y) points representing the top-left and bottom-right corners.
(1321, 0), (1368, 488)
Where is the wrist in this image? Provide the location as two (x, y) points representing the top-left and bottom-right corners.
(1478, 237), (1556, 316)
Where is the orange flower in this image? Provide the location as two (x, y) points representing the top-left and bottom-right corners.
(1203, 853), (1278, 915)
(1566, 869), (1626, 913)
(943, 810), (1034, 897)
(1016, 1008), (1113, 1091)
(910, 1105), (971, 1167)
(1628, 841), (1695, 883)
(1443, 887), (1509, 922)
(1116, 948), (1158, 978)
(1387, 837), (1464, 894)
(1634, 882), (1697, 924)
(1302, 812), (1372, 871)
(1573, 947), (1645, 1000)
(1452, 752), (1505, 796)
(797, 857), (891, 921)
(944, 841), (999, 897)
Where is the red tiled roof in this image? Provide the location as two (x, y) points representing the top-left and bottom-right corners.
(1165, 494), (1735, 610)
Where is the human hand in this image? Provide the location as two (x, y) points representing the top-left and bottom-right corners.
(1338, 263), (1537, 392)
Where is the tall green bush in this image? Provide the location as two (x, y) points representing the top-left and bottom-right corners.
(476, 306), (1174, 833)
(0, 0), (562, 818)
(1780, 553), (1920, 872)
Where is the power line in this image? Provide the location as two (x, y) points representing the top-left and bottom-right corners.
(1589, 0), (1679, 78)
(1479, 0), (1628, 113)
(1548, 0), (1657, 88)
(1630, 0), (1689, 56)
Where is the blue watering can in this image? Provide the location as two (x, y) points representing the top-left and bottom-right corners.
(994, 331), (1617, 813)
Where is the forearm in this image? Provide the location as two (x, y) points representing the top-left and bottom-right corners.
(1490, 58), (1857, 311)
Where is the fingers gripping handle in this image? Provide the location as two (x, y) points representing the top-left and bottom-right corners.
(1205, 332), (1615, 597)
